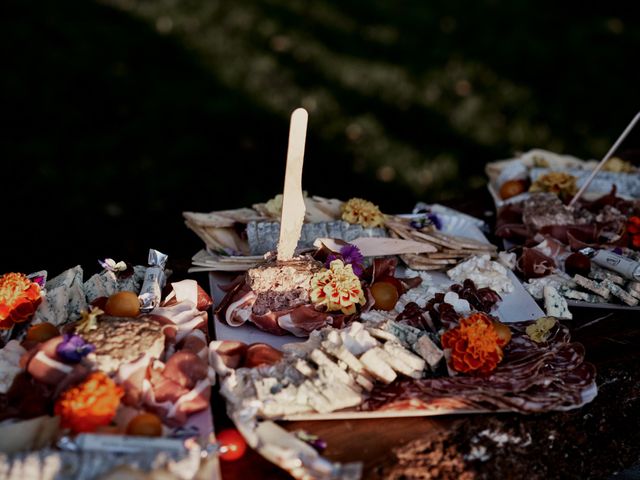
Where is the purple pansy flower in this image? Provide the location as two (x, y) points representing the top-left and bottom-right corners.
(326, 244), (365, 277)
(56, 334), (96, 364)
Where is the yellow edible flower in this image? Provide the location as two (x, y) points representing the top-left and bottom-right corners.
(264, 194), (284, 218)
(603, 157), (635, 173)
(529, 172), (578, 198)
(341, 198), (385, 228)
(310, 260), (366, 315)
(525, 316), (557, 343)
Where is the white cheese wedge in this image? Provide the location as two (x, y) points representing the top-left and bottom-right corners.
(309, 349), (357, 388)
(382, 341), (426, 373)
(543, 285), (572, 319)
(359, 348), (397, 384)
(321, 339), (366, 374)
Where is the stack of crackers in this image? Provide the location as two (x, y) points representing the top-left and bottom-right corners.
(385, 217), (497, 271)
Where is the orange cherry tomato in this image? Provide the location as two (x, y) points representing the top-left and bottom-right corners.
(216, 428), (247, 461)
(125, 413), (163, 437)
(499, 179), (527, 200)
(104, 291), (141, 317)
(492, 321), (512, 348)
(25, 322), (60, 343)
(370, 282), (399, 311)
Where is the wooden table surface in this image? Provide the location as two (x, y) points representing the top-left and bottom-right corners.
(189, 188), (640, 479)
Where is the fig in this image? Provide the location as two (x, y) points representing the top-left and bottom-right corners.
(564, 252), (591, 277)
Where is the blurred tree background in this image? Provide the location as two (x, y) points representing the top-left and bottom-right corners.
(2, 0), (640, 276)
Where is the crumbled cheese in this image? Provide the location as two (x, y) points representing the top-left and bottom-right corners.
(447, 255), (513, 293)
(338, 322), (378, 356)
(394, 284), (441, 312)
(403, 269), (433, 285)
(498, 251), (517, 270)
(443, 292), (471, 313)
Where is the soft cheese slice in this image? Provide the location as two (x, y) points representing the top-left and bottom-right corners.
(544, 285), (572, 319)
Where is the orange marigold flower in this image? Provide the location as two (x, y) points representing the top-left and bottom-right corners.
(54, 372), (124, 433)
(441, 312), (505, 375)
(0, 273), (42, 329)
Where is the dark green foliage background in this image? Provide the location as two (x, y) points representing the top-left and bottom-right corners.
(2, 0), (639, 275)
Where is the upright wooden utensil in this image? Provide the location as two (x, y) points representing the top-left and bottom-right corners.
(568, 111), (640, 208)
(277, 107), (309, 261)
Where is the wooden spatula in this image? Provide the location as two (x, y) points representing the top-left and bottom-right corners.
(277, 108), (308, 261)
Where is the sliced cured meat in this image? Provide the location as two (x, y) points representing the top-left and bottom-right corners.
(210, 340), (248, 369)
(244, 343), (284, 368)
(361, 321), (595, 414)
(516, 247), (556, 279)
(162, 351), (208, 390)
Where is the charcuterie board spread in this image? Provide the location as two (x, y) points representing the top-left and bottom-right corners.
(0, 251), (220, 479)
(487, 148), (640, 311)
(3, 111), (636, 480)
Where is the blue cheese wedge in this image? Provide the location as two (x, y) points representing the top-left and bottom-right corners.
(543, 285), (572, 319)
(603, 280), (639, 306)
(558, 285), (605, 303)
(573, 274), (611, 300)
(589, 268), (625, 286)
(414, 335), (444, 371)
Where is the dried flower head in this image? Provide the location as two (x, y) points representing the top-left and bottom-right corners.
(525, 316), (557, 343)
(529, 172), (578, 198)
(99, 258), (127, 273)
(55, 372), (123, 433)
(0, 273), (42, 329)
(341, 198), (385, 228)
(310, 259), (366, 315)
(441, 312), (505, 375)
